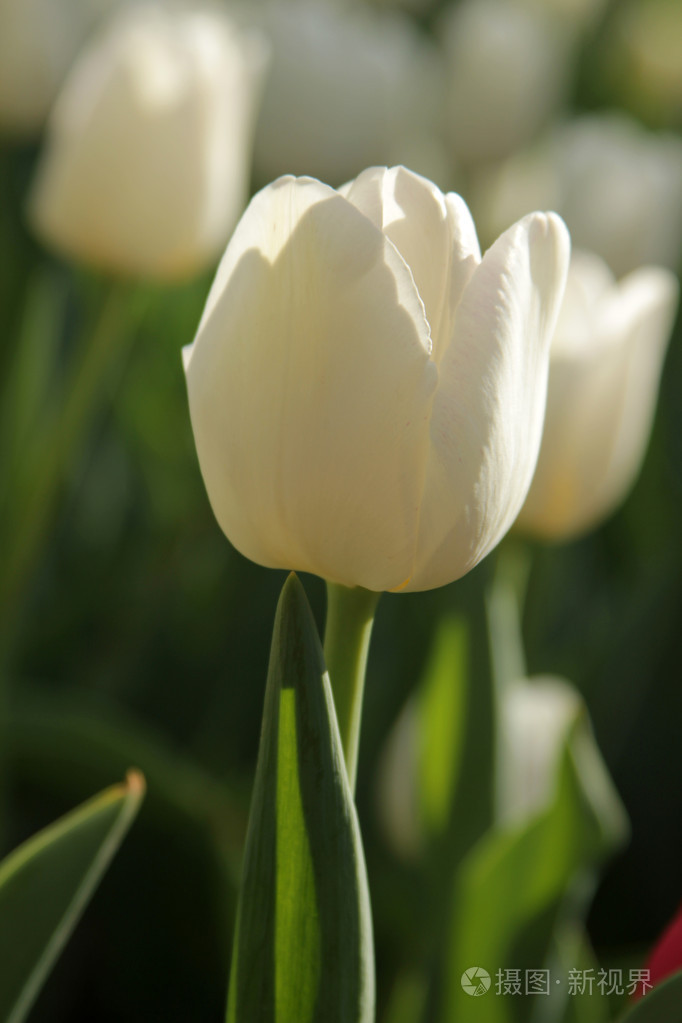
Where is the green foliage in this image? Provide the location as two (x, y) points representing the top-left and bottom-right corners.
(440, 712), (627, 1023)
(417, 615), (468, 840)
(617, 972), (682, 1022)
(226, 574), (374, 1023)
(0, 771), (145, 1023)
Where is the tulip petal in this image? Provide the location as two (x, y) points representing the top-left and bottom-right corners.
(186, 175), (438, 591)
(517, 265), (678, 538)
(342, 166), (481, 358)
(408, 212), (570, 590)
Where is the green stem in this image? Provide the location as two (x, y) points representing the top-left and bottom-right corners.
(323, 582), (379, 794)
(485, 537), (532, 693)
(0, 283), (135, 624)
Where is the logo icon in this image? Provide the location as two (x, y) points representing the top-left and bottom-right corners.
(461, 967), (491, 997)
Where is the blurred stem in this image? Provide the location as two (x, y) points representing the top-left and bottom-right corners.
(0, 279), (140, 838)
(0, 281), (139, 638)
(323, 582), (379, 794)
(485, 537), (533, 693)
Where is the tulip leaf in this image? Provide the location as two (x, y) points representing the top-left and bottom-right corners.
(417, 581), (496, 865)
(226, 573), (374, 1023)
(440, 713), (627, 1023)
(0, 770), (145, 1023)
(0, 271), (65, 515)
(616, 972), (682, 1022)
(417, 615), (468, 839)
(553, 926), (612, 1023)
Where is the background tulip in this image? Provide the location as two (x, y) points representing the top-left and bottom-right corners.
(184, 165), (570, 593)
(474, 113), (682, 277)
(438, 0), (571, 166)
(28, 2), (268, 281)
(516, 251), (679, 540)
(248, 2), (445, 188)
(376, 673), (625, 856)
(497, 676), (583, 824)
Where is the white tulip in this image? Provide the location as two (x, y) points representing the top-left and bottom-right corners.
(29, 2), (268, 281)
(476, 114), (682, 277)
(184, 166), (570, 592)
(497, 676), (626, 839)
(497, 677), (580, 824)
(516, 251), (679, 540)
(249, 1), (444, 187)
(438, 0), (570, 165)
(0, 0), (120, 136)
(377, 674), (626, 856)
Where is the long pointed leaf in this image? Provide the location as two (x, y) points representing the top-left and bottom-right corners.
(226, 573), (374, 1023)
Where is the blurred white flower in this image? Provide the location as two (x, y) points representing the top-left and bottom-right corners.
(476, 113), (682, 277)
(249, 1), (445, 187)
(0, 0), (121, 136)
(496, 676), (627, 840)
(438, 0), (571, 165)
(497, 677), (580, 824)
(184, 165), (569, 591)
(516, 251), (679, 540)
(377, 674), (627, 857)
(29, 2), (268, 280)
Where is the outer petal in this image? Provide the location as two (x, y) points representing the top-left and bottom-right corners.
(341, 166), (481, 357)
(408, 211), (570, 590)
(185, 176), (438, 591)
(517, 265), (679, 538)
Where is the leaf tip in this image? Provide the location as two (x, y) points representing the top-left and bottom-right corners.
(124, 768), (146, 801)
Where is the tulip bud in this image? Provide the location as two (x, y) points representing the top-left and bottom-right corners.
(497, 676), (628, 840)
(516, 251), (679, 541)
(438, 0), (570, 165)
(29, 2), (268, 281)
(249, 2), (444, 187)
(497, 677), (580, 824)
(376, 675), (625, 859)
(184, 165), (570, 591)
(475, 113), (682, 277)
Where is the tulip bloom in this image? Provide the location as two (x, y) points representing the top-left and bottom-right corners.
(250, 2), (443, 187)
(439, 0), (570, 164)
(475, 114), (682, 277)
(516, 251), (678, 540)
(184, 166), (569, 592)
(29, 2), (267, 281)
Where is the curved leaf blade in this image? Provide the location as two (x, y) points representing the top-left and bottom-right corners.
(0, 770), (145, 1023)
(617, 972), (682, 1023)
(226, 573), (374, 1023)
